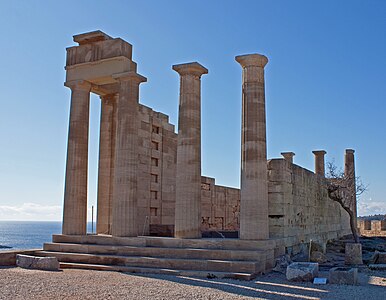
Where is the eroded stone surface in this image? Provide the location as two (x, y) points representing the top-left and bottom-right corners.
(311, 251), (327, 264)
(329, 267), (358, 285)
(16, 254), (59, 271)
(272, 254), (292, 274)
(345, 243), (363, 265)
(286, 262), (318, 282)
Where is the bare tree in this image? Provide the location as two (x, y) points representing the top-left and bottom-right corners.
(325, 161), (367, 243)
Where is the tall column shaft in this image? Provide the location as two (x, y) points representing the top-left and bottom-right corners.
(173, 62), (208, 239)
(344, 149), (357, 229)
(236, 54), (269, 240)
(313, 150), (327, 177)
(62, 80), (91, 235)
(111, 72), (146, 237)
(97, 94), (117, 234)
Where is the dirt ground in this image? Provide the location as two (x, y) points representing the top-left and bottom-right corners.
(0, 267), (385, 300)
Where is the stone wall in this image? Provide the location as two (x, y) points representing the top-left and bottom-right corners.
(268, 159), (351, 254)
(101, 104), (351, 246)
(137, 104), (177, 236)
(358, 220), (386, 237)
(134, 104), (241, 237)
(200, 177), (240, 232)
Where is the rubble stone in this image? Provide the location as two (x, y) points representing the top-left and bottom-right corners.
(286, 262), (318, 282)
(329, 267), (358, 285)
(16, 254), (59, 271)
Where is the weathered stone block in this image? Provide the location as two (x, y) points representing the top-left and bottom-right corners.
(310, 251), (327, 263)
(286, 262), (318, 282)
(16, 254), (59, 271)
(329, 267), (358, 285)
(345, 243), (363, 265)
(377, 252), (386, 264)
(369, 264), (386, 270)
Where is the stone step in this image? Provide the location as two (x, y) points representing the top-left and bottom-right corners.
(52, 234), (276, 251)
(43, 242), (266, 261)
(59, 262), (255, 280)
(36, 251), (264, 274)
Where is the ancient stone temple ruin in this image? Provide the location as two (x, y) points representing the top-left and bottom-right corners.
(40, 31), (355, 278)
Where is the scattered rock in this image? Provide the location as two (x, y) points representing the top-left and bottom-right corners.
(376, 252), (386, 264)
(272, 254), (292, 274)
(310, 241), (325, 253)
(16, 254), (59, 271)
(292, 252), (309, 262)
(310, 251), (327, 263)
(329, 267), (358, 285)
(369, 264), (386, 270)
(366, 251), (380, 264)
(286, 262), (318, 282)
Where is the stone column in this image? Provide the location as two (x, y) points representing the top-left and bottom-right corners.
(281, 152), (295, 163)
(111, 72), (146, 237)
(62, 80), (92, 235)
(97, 94), (117, 234)
(173, 62), (208, 239)
(312, 150), (327, 177)
(236, 54), (269, 240)
(345, 149), (357, 229)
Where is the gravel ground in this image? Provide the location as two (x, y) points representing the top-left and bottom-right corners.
(0, 267), (385, 300)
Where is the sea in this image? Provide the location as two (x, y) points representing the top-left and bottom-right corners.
(0, 221), (94, 251)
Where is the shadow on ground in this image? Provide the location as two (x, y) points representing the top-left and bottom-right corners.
(126, 273), (330, 300)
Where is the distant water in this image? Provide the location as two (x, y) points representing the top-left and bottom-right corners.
(0, 221), (94, 251)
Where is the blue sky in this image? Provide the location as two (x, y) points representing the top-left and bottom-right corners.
(0, 0), (385, 220)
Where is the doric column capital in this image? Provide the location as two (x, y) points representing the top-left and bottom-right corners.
(64, 80), (92, 92)
(100, 93), (117, 105)
(235, 53), (268, 69)
(281, 152), (295, 163)
(172, 62), (208, 77)
(312, 150), (327, 156)
(112, 71), (147, 84)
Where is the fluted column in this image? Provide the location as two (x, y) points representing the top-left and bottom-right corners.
(236, 54), (269, 240)
(62, 80), (92, 235)
(111, 72), (146, 237)
(312, 150), (326, 177)
(173, 62), (208, 238)
(97, 94), (117, 234)
(281, 152), (295, 163)
(345, 149), (357, 229)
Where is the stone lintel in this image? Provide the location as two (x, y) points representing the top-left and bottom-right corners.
(92, 83), (120, 96)
(312, 150), (327, 156)
(73, 30), (113, 45)
(172, 62), (208, 77)
(64, 80), (92, 91)
(235, 53), (268, 68)
(112, 71), (147, 83)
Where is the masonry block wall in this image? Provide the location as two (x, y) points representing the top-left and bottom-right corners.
(113, 103), (352, 245)
(200, 176), (240, 232)
(358, 220), (386, 237)
(268, 159), (351, 253)
(137, 104), (177, 236)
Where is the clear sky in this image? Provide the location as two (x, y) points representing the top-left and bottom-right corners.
(0, 0), (385, 221)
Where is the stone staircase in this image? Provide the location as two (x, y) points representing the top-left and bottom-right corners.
(34, 234), (275, 280)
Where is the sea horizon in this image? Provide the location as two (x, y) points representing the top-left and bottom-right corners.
(0, 221), (94, 251)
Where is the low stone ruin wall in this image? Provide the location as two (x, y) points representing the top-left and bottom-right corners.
(268, 159), (351, 255)
(358, 220), (386, 237)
